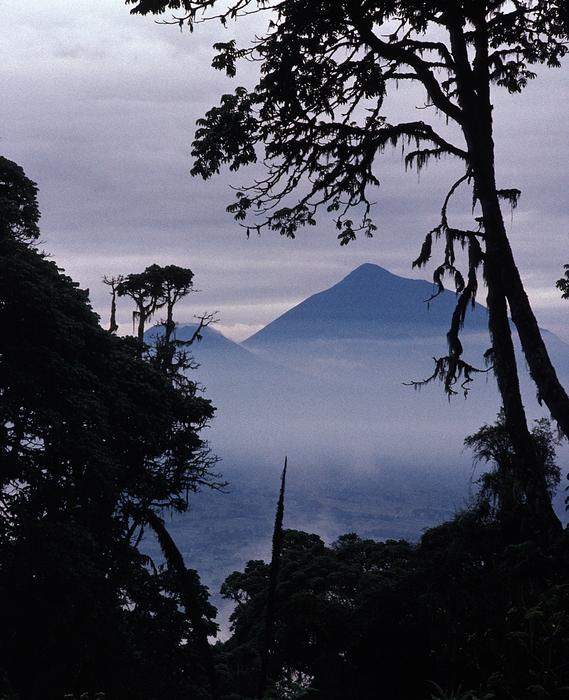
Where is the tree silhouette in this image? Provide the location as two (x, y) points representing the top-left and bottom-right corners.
(0, 156), (40, 242)
(125, 0), (568, 530)
(220, 518), (569, 699)
(0, 161), (219, 698)
(465, 410), (560, 535)
(103, 274), (123, 333)
(556, 264), (569, 300)
(114, 264), (213, 370)
(112, 263), (217, 389)
(116, 265), (169, 346)
(117, 265), (196, 344)
(257, 458), (287, 699)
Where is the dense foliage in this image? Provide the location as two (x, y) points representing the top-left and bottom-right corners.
(0, 160), (218, 699)
(217, 519), (569, 700)
(0, 157), (40, 243)
(464, 411), (561, 536)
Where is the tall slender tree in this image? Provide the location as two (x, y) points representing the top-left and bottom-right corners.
(125, 0), (568, 530)
(257, 457), (287, 698)
(103, 274), (123, 333)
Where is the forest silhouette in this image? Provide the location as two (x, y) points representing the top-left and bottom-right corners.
(2, 1), (569, 699)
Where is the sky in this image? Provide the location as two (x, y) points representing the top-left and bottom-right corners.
(1, 0), (568, 341)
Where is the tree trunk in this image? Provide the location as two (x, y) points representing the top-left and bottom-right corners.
(465, 117), (560, 534)
(108, 285), (118, 334)
(136, 303), (145, 346)
(468, 7), (569, 441)
(448, 13), (561, 533)
(500, 239), (569, 437)
(144, 509), (219, 699)
(480, 192), (560, 533)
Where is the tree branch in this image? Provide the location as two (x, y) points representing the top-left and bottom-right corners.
(346, 2), (464, 124)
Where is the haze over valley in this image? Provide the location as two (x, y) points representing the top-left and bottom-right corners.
(150, 263), (569, 611)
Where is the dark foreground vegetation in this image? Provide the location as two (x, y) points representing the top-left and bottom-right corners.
(0, 157), (219, 700)
(1, 156), (569, 700)
(219, 519), (569, 700)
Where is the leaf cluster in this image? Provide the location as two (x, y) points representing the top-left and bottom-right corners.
(555, 263), (569, 300)
(464, 410), (562, 528)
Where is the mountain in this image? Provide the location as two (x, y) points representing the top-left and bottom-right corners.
(144, 264), (569, 629)
(166, 261), (569, 503)
(153, 264), (569, 508)
(151, 323), (261, 371)
(146, 322), (248, 359)
(245, 263), (488, 346)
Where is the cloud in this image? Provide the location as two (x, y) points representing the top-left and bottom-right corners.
(1, 1), (568, 342)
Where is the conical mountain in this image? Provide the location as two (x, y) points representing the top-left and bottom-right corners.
(244, 263), (488, 347)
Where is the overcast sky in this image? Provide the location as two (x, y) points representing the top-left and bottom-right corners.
(1, 0), (568, 341)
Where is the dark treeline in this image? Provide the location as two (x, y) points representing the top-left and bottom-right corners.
(219, 522), (569, 700)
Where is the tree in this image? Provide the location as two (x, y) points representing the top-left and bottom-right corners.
(257, 458), (287, 699)
(125, 0), (568, 530)
(116, 264), (195, 341)
(103, 274), (123, 333)
(465, 410), (561, 533)
(556, 264), (569, 300)
(0, 162), (219, 698)
(0, 156), (40, 243)
(219, 520), (569, 699)
(116, 264), (170, 346)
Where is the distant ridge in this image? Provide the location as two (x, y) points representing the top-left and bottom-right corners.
(145, 322), (257, 364)
(244, 263), (488, 347)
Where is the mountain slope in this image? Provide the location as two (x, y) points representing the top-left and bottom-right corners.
(245, 263), (488, 346)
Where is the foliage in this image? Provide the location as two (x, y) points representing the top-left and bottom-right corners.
(0, 162), (219, 698)
(0, 156), (40, 243)
(556, 264), (569, 300)
(217, 519), (569, 700)
(465, 411), (561, 524)
(125, 0), (567, 246)
(116, 263), (195, 343)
